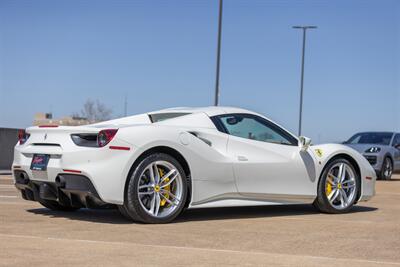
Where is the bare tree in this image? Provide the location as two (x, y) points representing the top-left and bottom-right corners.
(78, 99), (112, 123)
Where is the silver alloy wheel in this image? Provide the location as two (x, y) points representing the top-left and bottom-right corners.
(325, 162), (357, 210)
(383, 158), (393, 178)
(137, 160), (183, 218)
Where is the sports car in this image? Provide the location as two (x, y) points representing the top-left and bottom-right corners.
(13, 107), (376, 223)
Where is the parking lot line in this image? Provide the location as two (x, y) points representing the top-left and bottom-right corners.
(0, 202), (27, 206)
(378, 192), (400, 196)
(0, 195), (18, 198)
(0, 185), (16, 188)
(0, 176), (13, 180)
(0, 233), (399, 266)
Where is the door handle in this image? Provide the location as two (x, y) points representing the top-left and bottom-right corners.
(237, 155), (248, 161)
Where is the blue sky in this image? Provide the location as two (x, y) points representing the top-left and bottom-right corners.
(0, 0), (399, 143)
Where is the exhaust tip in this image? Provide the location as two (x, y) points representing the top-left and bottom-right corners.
(19, 172), (29, 184)
(55, 175), (66, 188)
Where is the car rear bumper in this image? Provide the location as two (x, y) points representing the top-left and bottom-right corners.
(13, 170), (112, 208)
(12, 137), (137, 205)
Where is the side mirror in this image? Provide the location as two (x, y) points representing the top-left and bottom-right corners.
(299, 136), (312, 151)
(395, 144), (400, 150)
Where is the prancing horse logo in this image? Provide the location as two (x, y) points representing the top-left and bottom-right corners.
(44, 133), (47, 140)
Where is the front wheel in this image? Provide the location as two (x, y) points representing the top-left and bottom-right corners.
(122, 153), (188, 223)
(379, 157), (393, 180)
(314, 159), (360, 214)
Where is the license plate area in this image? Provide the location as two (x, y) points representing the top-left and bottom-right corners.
(30, 154), (50, 171)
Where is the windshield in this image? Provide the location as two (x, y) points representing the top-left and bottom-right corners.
(346, 133), (393, 145)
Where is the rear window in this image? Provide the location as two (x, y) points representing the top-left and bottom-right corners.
(149, 113), (191, 123)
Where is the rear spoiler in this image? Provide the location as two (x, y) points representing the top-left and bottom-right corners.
(27, 125), (100, 134)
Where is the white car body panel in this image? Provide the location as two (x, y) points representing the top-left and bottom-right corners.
(13, 106), (376, 209)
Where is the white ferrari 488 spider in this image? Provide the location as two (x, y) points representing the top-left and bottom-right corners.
(13, 107), (376, 223)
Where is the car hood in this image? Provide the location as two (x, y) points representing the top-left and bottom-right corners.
(344, 143), (386, 154)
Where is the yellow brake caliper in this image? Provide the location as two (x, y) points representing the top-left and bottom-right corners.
(158, 168), (171, 207)
(326, 174), (333, 196)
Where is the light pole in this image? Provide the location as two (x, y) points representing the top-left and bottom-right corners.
(214, 0), (223, 106)
(292, 25), (317, 136)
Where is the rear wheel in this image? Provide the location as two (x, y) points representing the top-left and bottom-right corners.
(379, 157), (393, 180)
(122, 153), (188, 223)
(39, 199), (80, 212)
(314, 158), (360, 214)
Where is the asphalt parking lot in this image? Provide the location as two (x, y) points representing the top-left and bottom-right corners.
(0, 174), (399, 267)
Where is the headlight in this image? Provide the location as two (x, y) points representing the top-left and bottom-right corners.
(365, 147), (381, 153)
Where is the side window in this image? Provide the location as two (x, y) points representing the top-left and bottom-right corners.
(393, 134), (400, 147)
(216, 114), (297, 146)
(149, 112), (191, 123)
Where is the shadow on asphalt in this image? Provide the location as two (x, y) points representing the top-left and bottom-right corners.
(27, 208), (132, 224)
(177, 204), (377, 223)
(26, 204), (378, 225)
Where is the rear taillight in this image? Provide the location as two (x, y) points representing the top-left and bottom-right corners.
(97, 129), (118, 147)
(18, 130), (30, 145)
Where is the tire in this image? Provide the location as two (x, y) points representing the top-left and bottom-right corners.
(117, 205), (132, 220)
(122, 153), (188, 224)
(314, 158), (360, 214)
(39, 199), (80, 212)
(379, 157), (393, 180)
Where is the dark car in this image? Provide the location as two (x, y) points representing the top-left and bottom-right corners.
(344, 132), (400, 180)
